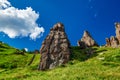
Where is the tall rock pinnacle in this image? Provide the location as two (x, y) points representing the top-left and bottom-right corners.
(78, 30), (98, 48)
(38, 23), (71, 70)
(115, 22), (120, 43)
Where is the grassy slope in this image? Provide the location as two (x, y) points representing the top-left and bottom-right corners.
(0, 43), (120, 80)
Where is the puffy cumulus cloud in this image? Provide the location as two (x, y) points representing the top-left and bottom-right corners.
(0, 0), (11, 9)
(0, 0), (44, 40)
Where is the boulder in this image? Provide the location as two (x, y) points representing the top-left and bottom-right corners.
(38, 23), (71, 70)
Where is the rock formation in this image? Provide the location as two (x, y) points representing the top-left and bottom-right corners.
(38, 23), (71, 70)
(105, 38), (111, 47)
(110, 36), (119, 48)
(77, 30), (98, 48)
(105, 22), (120, 48)
(105, 36), (119, 48)
(115, 23), (120, 43)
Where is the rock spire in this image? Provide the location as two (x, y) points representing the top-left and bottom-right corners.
(38, 23), (71, 70)
(78, 30), (98, 48)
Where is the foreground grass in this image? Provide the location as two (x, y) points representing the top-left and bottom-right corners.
(0, 44), (120, 80)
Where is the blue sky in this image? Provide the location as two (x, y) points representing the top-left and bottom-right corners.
(0, 0), (120, 51)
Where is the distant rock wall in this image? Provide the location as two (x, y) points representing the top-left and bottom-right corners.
(38, 23), (71, 70)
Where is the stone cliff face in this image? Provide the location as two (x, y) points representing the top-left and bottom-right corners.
(77, 30), (98, 48)
(105, 23), (120, 48)
(38, 23), (71, 70)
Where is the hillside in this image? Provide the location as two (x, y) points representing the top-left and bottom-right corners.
(0, 43), (120, 80)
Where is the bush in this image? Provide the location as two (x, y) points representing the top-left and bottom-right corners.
(0, 62), (17, 69)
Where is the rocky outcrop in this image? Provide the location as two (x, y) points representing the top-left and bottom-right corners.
(105, 38), (111, 47)
(38, 23), (71, 70)
(77, 30), (98, 48)
(105, 22), (120, 48)
(106, 37), (119, 48)
(110, 36), (119, 48)
(106, 36), (119, 48)
(115, 23), (120, 43)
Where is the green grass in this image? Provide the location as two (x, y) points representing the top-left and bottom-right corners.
(0, 43), (120, 80)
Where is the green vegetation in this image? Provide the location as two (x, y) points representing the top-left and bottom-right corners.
(0, 42), (120, 80)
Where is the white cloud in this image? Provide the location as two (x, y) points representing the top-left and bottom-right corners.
(0, 0), (11, 9)
(24, 48), (28, 52)
(0, 0), (44, 40)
